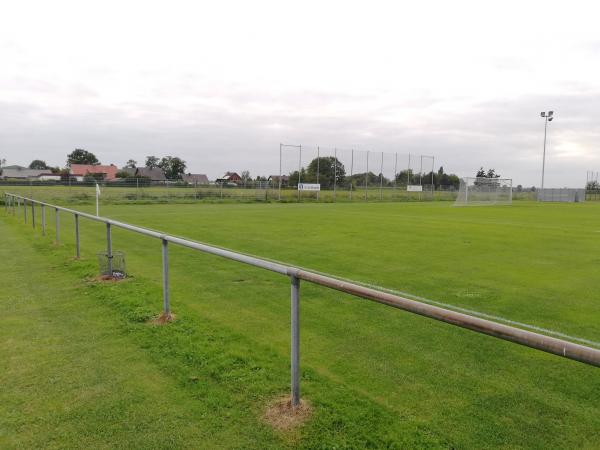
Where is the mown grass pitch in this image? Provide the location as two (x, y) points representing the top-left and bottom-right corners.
(2, 200), (599, 448)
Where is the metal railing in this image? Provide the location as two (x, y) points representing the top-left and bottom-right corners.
(4, 193), (600, 407)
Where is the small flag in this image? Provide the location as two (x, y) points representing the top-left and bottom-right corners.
(96, 183), (101, 196)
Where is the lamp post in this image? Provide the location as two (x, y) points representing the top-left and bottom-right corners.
(540, 110), (554, 194)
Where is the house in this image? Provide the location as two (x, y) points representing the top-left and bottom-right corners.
(216, 172), (242, 184)
(268, 175), (289, 186)
(70, 164), (119, 181)
(135, 167), (167, 181)
(1, 168), (55, 180)
(181, 173), (209, 185)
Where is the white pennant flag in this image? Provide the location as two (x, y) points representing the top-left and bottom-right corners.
(96, 183), (101, 216)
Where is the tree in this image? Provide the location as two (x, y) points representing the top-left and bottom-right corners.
(67, 149), (99, 167)
(29, 160), (49, 170)
(145, 156), (160, 168)
(241, 170), (251, 185)
(304, 156), (346, 188)
(124, 159), (137, 168)
(486, 168), (500, 178)
(158, 156), (186, 179)
(476, 167), (486, 178)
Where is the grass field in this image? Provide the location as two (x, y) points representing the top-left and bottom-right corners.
(2, 199), (600, 448)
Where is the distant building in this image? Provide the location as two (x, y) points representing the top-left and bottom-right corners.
(1, 168), (56, 180)
(70, 164), (118, 181)
(181, 173), (209, 185)
(135, 167), (167, 181)
(216, 172), (242, 184)
(268, 175), (289, 185)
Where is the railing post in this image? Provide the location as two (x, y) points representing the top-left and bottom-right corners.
(290, 274), (300, 407)
(41, 204), (46, 235)
(162, 238), (170, 317)
(24, 198), (27, 223)
(31, 201), (35, 229)
(75, 214), (80, 259)
(106, 222), (113, 276)
(55, 208), (60, 245)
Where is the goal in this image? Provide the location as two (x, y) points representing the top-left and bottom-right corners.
(455, 177), (513, 205)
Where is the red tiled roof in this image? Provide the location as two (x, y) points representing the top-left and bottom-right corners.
(70, 164), (118, 180)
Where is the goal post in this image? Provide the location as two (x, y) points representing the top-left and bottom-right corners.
(455, 177), (513, 206)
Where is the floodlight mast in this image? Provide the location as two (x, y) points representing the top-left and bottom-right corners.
(540, 110), (555, 195)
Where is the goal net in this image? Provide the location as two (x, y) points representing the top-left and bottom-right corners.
(455, 177), (513, 205)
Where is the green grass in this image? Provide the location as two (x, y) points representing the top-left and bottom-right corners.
(2, 200), (600, 448)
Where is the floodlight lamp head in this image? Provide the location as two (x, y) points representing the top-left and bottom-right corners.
(548, 111), (554, 117)
(548, 117), (553, 121)
(541, 112), (546, 117)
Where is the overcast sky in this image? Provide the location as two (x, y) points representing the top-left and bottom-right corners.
(1, 0), (599, 186)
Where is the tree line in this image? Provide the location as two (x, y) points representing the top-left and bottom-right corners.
(287, 156), (461, 189)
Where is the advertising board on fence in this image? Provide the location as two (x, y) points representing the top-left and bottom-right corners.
(407, 185), (423, 192)
(298, 183), (321, 191)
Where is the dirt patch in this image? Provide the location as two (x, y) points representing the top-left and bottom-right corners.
(148, 311), (176, 325)
(264, 396), (312, 431)
(93, 275), (126, 282)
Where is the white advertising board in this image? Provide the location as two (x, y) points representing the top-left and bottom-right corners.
(407, 185), (423, 192)
(298, 183), (321, 191)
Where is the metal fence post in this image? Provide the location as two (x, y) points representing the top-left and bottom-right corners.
(55, 208), (60, 244)
(24, 199), (27, 223)
(75, 214), (80, 258)
(290, 274), (300, 407)
(162, 238), (170, 316)
(106, 222), (113, 276)
(41, 204), (46, 235)
(31, 201), (35, 229)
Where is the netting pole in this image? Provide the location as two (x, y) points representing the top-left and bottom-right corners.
(106, 223), (113, 276)
(379, 151), (384, 200)
(290, 274), (300, 407)
(365, 151), (369, 201)
(55, 208), (60, 245)
(316, 146), (320, 201)
(350, 149), (354, 201)
(394, 152), (398, 200)
(162, 238), (170, 317)
(333, 148), (337, 202)
(75, 214), (80, 259)
(297, 144), (302, 202)
(278, 143), (282, 201)
(41, 204), (45, 235)
(431, 156), (435, 200)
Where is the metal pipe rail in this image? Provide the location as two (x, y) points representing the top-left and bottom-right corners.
(4, 193), (600, 408)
